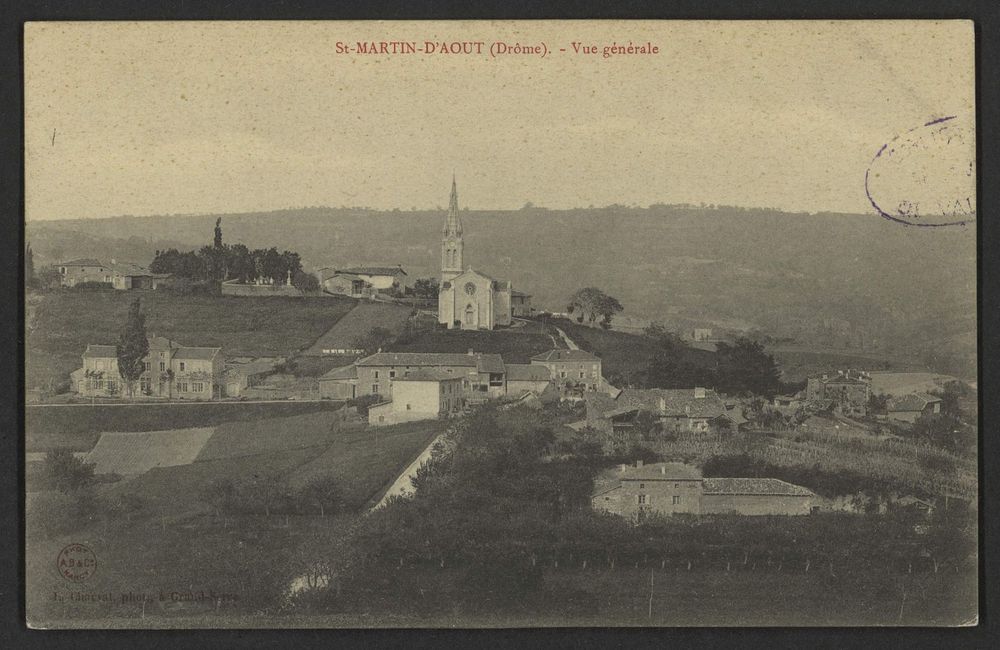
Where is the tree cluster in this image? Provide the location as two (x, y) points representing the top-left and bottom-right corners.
(150, 219), (307, 286)
(567, 287), (623, 329)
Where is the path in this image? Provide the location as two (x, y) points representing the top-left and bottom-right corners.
(554, 326), (581, 350)
(370, 430), (447, 511)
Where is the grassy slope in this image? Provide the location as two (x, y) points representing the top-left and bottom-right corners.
(25, 290), (356, 389)
(388, 321), (564, 363)
(302, 302), (414, 355)
(554, 319), (715, 383)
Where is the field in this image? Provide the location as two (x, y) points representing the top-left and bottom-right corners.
(25, 289), (356, 390)
(302, 302), (415, 355)
(25, 400), (343, 440)
(389, 320), (564, 363)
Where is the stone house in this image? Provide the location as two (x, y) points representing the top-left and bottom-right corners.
(805, 370), (871, 415)
(592, 461), (816, 518)
(530, 349), (603, 392)
(71, 336), (223, 400)
(223, 356), (285, 397)
(56, 259), (112, 287)
(368, 370), (464, 426)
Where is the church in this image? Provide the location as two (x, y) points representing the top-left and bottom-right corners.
(438, 177), (513, 330)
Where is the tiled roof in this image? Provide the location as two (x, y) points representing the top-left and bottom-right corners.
(504, 364), (551, 381)
(60, 258), (105, 267)
(621, 462), (703, 481)
(356, 351), (505, 374)
(823, 375), (868, 386)
(616, 388), (727, 419)
(888, 392), (941, 412)
(82, 344), (117, 358)
(531, 349), (600, 362)
(320, 364), (358, 381)
(394, 369), (465, 382)
(358, 352), (477, 367)
(476, 353), (506, 374)
(703, 478), (814, 497)
(336, 266), (407, 277)
(174, 347), (222, 360)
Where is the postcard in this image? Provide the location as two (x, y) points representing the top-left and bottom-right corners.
(24, 20), (976, 628)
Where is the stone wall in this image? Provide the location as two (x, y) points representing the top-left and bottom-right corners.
(221, 281), (303, 297)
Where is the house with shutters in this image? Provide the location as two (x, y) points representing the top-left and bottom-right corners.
(71, 336), (223, 400)
(530, 349), (603, 392)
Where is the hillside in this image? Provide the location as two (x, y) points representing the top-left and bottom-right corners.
(26, 290), (355, 390)
(26, 205), (977, 378)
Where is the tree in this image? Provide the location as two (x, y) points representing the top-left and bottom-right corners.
(567, 287), (623, 327)
(45, 450), (95, 493)
(214, 217), (223, 249)
(413, 277), (440, 299)
(298, 476), (342, 516)
(714, 337), (783, 399)
(353, 326), (394, 355)
(292, 270), (320, 292)
(117, 297), (149, 398)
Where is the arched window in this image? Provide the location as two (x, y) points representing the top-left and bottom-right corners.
(465, 304), (474, 325)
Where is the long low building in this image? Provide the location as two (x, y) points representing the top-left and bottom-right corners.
(592, 461), (816, 518)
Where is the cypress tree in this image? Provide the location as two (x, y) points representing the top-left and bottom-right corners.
(117, 297), (149, 398)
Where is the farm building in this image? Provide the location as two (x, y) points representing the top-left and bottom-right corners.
(317, 265), (408, 298)
(584, 387), (733, 435)
(223, 357), (286, 397)
(592, 461), (816, 519)
(368, 370), (464, 426)
(886, 393), (942, 423)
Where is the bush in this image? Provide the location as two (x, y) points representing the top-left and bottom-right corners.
(347, 393), (382, 417)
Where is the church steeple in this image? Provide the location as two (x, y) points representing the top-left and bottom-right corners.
(443, 174), (462, 236)
(441, 175), (464, 281)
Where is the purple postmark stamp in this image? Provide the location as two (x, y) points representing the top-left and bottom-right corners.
(865, 115), (975, 227)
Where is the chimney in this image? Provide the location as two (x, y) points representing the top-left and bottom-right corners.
(636, 459), (644, 468)
(694, 387), (706, 399)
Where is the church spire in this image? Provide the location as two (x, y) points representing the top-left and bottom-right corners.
(444, 174), (462, 235)
(441, 175), (464, 280)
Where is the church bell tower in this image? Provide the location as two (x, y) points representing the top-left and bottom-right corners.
(441, 175), (464, 282)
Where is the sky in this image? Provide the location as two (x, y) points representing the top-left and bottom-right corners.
(24, 20), (975, 221)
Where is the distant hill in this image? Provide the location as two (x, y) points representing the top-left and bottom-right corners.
(26, 204), (977, 378)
